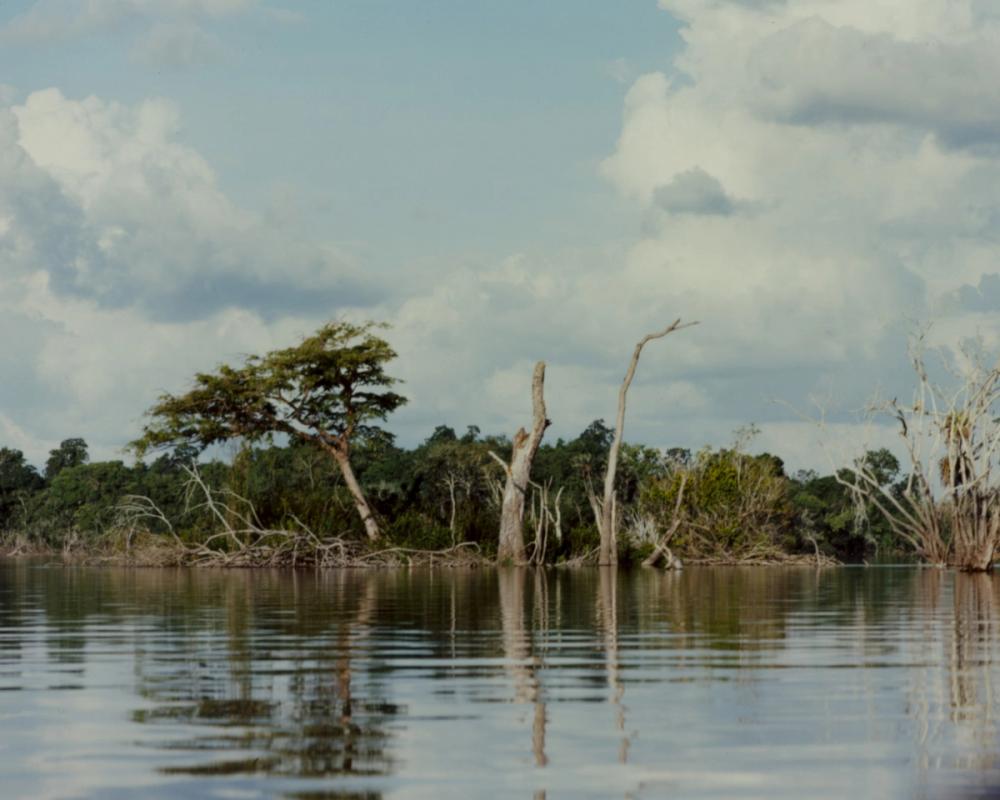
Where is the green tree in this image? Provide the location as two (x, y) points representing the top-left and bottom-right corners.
(131, 321), (406, 542)
(640, 446), (794, 560)
(0, 448), (43, 530)
(38, 461), (138, 539)
(45, 438), (89, 481)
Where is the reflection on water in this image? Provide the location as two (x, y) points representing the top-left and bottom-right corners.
(4, 564), (1000, 798)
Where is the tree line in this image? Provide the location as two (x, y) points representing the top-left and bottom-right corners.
(1, 425), (903, 563)
(0, 320), (907, 565)
(5, 318), (995, 569)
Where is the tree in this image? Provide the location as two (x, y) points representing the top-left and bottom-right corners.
(492, 362), (549, 564)
(847, 338), (1000, 571)
(591, 319), (697, 565)
(0, 448), (43, 529)
(45, 438), (89, 481)
(640, 443), (794, 563)
(131, 321), (406, 542)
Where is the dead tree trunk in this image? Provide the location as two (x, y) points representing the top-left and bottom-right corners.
(596, 320), (697, 566)
(495, 362), (550, 564)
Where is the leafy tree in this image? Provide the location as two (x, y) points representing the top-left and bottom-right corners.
(37, 461), (138, 539)
(640, 446), (794, 560)
(131, 321), (406, 541)
(0, 448), (43, 530)
(45, 438), (89, 481)
(787, 449), (903, 561)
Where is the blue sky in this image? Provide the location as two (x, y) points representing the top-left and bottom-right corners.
(0, 2), (680, 269)
(1, 0), (999, 470)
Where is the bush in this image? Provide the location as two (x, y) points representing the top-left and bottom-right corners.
(385, 510), (453, 550)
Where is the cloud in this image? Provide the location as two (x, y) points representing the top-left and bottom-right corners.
(131, 21), (226, 67)
(746, 18), (1000, 149)
(652, 167), (738, 215)
(8, 89), (376, 320)
(0, 0), (254, 44)
(7, 1), (1000, 475)
(375, 0), (1000, 471)
(0, 0), (271, 69)
(0, 89), (377, 462)
(944, 273), (1000, 314)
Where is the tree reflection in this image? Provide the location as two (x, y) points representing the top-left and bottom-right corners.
(127, 570), (395, 783)
(16, 561), (1000, 797)
(498, 567), (548, 768)
(910, 570), (1000, 789)
(596, 567), (630, 764)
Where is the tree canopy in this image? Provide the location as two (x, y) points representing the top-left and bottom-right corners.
(130, 321), (407, 541)
(131, 321), (406, 458)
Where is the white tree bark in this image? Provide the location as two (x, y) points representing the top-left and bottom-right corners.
(597, 319), (697, 566)
(497, 362), (550, 564)
(327, 444), (381, 542)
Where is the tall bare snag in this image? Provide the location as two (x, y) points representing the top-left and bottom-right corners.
(593, 319), (697, 565)
(493, 362), (550, 564)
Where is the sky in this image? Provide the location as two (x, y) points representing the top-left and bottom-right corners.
(1, 0), (999, 472)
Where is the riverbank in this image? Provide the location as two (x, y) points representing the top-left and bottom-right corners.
(0, 531), (838, 569)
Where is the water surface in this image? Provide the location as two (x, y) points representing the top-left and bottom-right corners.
(2, 563), (999, 798)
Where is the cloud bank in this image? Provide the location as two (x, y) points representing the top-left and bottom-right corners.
(0, 88), (374, 462)
(7, 1), (1000, 472)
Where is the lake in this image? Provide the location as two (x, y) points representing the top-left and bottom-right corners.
(2, 562), (999, 799)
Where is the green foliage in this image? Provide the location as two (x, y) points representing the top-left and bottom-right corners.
(131, 321), (407, 457)
(31, 461), (136, 543)
(564, 524), (600, 555)
(640, 446), (794, 559)
(45, 438), (89, 481)
(0, 448), (43, 530)
(385, 510), (452, 551)
(0, 412), (914, 563)
(788, 448), (904, 560)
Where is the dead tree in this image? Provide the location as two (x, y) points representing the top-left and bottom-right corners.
(847, 337), (1000, 572)
(493, 362), (550, 564)
(527, 480), (564, 566)
(592, 319), (697, 566)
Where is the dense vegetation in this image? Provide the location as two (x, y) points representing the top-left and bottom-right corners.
(0, 428), (906, 564)
(0, 319), (920, 566)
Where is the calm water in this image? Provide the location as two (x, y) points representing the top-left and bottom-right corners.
(2, 564), (1000, 799)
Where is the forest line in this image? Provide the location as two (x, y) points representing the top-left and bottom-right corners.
(2, 319), (997, 570)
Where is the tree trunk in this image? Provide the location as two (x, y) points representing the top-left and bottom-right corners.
(329, 444), (381, 542)
(497, 362), (550, 564)
(597, 319), (696, 566)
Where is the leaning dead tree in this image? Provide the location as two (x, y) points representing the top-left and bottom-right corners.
(492, 362), (550, 564)
(847, 338), (1000, 572)
(591, 319), (697, 566)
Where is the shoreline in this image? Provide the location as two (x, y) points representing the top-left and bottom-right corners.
(0, 543), (841, 569)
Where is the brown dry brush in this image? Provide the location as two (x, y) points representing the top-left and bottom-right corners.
(846, 338), (1000, 572)
(92, 465), (485, 568)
